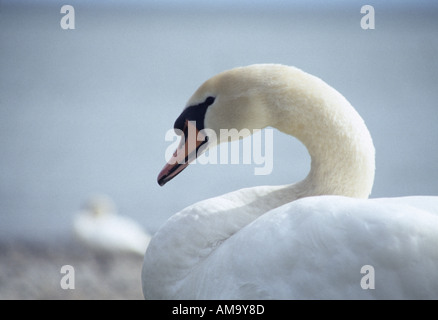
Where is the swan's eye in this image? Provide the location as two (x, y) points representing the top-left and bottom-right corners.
(174, 96), (216, 132)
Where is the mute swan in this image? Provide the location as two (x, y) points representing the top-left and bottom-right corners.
(73, 194), (151, 256)
(142, 64), (438, 299)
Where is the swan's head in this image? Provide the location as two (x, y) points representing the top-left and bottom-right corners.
(157, 64), (375, 198)
(82, 194), (117, 217)
(157, 65), (270, 186)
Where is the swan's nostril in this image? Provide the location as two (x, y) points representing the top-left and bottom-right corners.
(174, 120), (187, 138)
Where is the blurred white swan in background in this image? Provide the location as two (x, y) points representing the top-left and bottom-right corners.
(142, 64), (438, 299)
(73, 194), (151, 256)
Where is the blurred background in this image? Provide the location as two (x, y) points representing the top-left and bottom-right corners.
(0, 0), (437, 299)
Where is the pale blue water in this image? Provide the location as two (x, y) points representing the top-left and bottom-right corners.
(0, 3), (437, 240)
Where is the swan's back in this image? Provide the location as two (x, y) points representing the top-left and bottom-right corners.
(74, 212), (151, 255)
(173, 196), (438, 299)
(73, 195), (151, 256)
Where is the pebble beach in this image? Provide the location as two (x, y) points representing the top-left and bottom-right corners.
(0, 238), (145, 300)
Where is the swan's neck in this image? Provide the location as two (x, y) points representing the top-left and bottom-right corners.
(262, 66), (375, 200)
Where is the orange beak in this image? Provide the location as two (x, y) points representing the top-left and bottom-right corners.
(157, 120), (208, 186)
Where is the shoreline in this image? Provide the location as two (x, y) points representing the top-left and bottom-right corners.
(0, 238), (145, 300)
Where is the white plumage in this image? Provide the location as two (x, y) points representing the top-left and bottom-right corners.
(142, 64), (438, 299)
(73, 195), (151, 256)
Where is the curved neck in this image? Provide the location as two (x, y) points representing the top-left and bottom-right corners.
(260, 66), (375, 199)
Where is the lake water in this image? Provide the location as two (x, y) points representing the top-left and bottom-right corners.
(0, 3), (437, 241)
